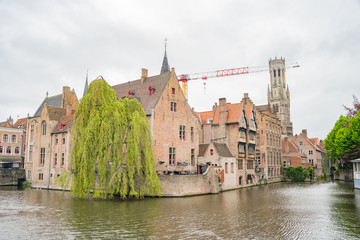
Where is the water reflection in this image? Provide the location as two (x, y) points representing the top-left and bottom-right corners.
(1, 182), (359, 239)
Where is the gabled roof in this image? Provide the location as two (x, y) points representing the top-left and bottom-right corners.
(306, 138), (321, 152)
(212, 103), (243, 124)
(198, 144), (209, 157)
(213, 143), (233, 157)
(13, 118), (27, 130)
(0, 121), (13, 128)
(34, 94), (62, 117)
(52, 114), (74, 134)
(46, 106), (67, 121)
(196, 111), (213, 124)
(112, 72), (171, 115)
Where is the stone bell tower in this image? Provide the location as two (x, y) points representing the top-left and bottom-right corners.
(268, 57), (293, 137)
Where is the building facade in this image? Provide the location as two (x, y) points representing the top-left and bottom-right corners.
(0, 122), (25, 169)
(255, 104), (282, 182)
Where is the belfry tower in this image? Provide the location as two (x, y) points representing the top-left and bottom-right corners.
(267, 57), (293, 137)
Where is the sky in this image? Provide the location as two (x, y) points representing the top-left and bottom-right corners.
(0, 0), (359, 140)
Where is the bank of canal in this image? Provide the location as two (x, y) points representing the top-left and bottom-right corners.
(0, 182), (359, 239)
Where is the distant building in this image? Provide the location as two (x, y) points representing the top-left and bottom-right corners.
(282, 130), (328, 177)
(268, 58), (293, 137)
(350, 159), (360, 189)
(0, 119), (26, 169)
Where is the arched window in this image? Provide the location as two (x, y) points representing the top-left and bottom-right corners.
(239, 176), (242, 185)
(2, 134), (8, 142)
(0, 146), (3, 153)
(15, 147), (20, 154)
(42, 122), (47, 136)
(11, 135), (17, 143)
(6, 146), (11, 154)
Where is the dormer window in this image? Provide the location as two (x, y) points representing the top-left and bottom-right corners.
(149, 86), (155, 95)
(60, 123), (65, 130)
(172, 88), (175, 95)
(128, 90), (135, 96)
(210, 149), (214, 155)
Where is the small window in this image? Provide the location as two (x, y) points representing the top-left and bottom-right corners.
(40, 148), (45, 165)
(210, 149), (214, 155)
(300, 141), (303, 146)
(61, 153), (65, 166)
(191, 149), (195, 166)
(11, 135), (17, 143)
(309, 150), (313, 155)
(42, 122), (47, 136)
(170, 102), (177, 112)
(149, 86), (154, 95)
(2, 134), (8, 142)
(15, 147), (20, 154)
(39, 173), (43, 181)
(6, 146), (11, 154)
(225, 162), (228, 174)
(169, 147), (175, 165)
(172, 88), (175, 95)
(190, 127), (194, 141)
(54, 153), (57, 165)
(231, 163), (234, 173)
(60, 123), (65, 130)
(56, 138), (58, 145)
(63, 138), (65, 145)
(179, 125), (185, 140)
(0, 146), (2, 153)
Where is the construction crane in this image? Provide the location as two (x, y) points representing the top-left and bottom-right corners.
(177, 63), (300, 100)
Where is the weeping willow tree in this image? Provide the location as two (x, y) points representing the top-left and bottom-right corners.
(69, 78), (161, 199)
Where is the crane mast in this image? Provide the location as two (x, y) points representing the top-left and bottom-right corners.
(178, 63), (300, 100)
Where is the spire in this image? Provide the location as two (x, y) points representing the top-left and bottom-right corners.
(83, 70), (88, 97)
(160, 37), (170, 74)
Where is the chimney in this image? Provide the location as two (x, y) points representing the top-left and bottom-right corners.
(141, 68), (148, 84)
(219, 98), (228, 125)
(62, 86), (71, 115)
(302, 129), (307, 138)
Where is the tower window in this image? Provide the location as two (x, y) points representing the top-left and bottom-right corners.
(273, 70), (276, 77)
(278, 69), (281, 77)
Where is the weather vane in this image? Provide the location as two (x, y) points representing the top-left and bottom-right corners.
(164, 37), (168, 50)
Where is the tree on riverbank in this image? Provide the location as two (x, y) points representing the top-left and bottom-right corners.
(68, 78), (161, 199)
(325, 98), (360, 166)
(283, 166), (310, 182)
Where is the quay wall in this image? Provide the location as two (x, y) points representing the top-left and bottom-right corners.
(0, 169), (25, 186)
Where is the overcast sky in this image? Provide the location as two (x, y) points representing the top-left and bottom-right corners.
(1, 0), (359, 140)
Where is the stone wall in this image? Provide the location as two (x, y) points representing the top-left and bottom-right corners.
(0, 168), (25, 185)
(336, 169), (353, 182)
(158, 168), (220, 196)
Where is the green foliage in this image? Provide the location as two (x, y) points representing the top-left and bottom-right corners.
(325, 111), (360, 164)
(22, 181), (32, 187)
(308, 166), (314, 182)
(55, 172), (70, 189)
(284, 166), (309, 182)
(68, 79), (161, 199)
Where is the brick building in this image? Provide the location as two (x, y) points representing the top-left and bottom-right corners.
(112, 68), (201, 175)
(198, 93), (260, 186)
(255, 104), (282, 182)
(25, 87), (78, 187)
(0, 119), (26, 169)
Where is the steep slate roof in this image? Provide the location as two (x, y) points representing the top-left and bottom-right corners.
(212, 103), (243, 124)
(160, 49), (170, 74)
(52, 114), (74, 134)
(112, 72), (171, 115)
(13, 118), (27, 129)
(47, 106), (67, 121)
(198, 144), (209, 157)
(213, 143), (233, 157)
(34, 94), (62, 117)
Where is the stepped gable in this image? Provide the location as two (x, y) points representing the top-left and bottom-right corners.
(112, 72), (171, 115)
(213, 143), (233, 157)
(52, 114), (74, 134)
(34, 94), (62, 117)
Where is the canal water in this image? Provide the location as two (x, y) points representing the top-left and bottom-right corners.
(1, 182), (359, 239)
